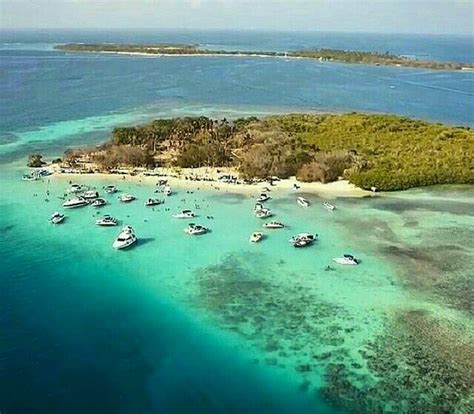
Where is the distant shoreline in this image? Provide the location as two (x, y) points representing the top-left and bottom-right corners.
(55, 43), (474, 71)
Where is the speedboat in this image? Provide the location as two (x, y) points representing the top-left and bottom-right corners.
(263, 220), (285, 229)
(289, 233), (317, 247)
(297, 197), (310, 208)
(113, 226), (137, 249)
(256, 193), (271, 203)
(323, 202), (336, 211)
(254, 202), (264, 211)
(249, 232), (264, 243)
(333, 254), (360, 265)
(173, 209), (196, 219)
(145, 198), (163, 207)
(184, 223), (209, 235)
(119, 193), (136, 203)
(104, 185), (117, 194)
(96, 215), (118, 226)
(50, 212), (65, 224)
(63, 196), (88, 208)
(90, 198), (107, 207)
(22, 173), (40, 181)
(82, 190), (99, 199)
(254, 208), (273, 219)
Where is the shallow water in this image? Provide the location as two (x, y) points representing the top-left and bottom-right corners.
(1, 166), (473, 413)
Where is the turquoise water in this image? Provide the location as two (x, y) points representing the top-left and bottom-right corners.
(1, 29), (473, 413)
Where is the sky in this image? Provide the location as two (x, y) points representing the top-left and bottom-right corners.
(1, 0), (473, 34)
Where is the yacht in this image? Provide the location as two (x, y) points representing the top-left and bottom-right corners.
(254, 208), (273, 219)
(323, 202), (336, 211)
(297, 197), (310, 208)
(50, 212), (65, 224)
(173, 209), (196, 219)
(263, 220), (285, 229)
(96, 215), (118, 226)
(90, 198), (107, 207)
(82, 190), (99, 199)
(63, 196), (88, 208)
(333, 254), (360, 265)
(113, 226), (137, 249)
(256, 193), (271, 203)
(249, 232), (264, 243)
(145, 198), (164, 207)
(104, 185), (117, 194)
(289, 233), (317, 247)
(184, 223), (209, 235)
(119, 193), (136, 203)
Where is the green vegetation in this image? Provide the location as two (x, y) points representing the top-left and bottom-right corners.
(69, 113), (474, 191)
(27, 154), (46, 167)
(55, 43), (474, 71)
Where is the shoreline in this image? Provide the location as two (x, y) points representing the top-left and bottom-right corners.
(50, 166), (371, 198)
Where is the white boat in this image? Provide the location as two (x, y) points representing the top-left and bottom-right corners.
(119, 193), (136, 203)
(323, 202), (336, 211)
(67, 184), (85, 193)
(145, 198), (163, 207)
(63, 196), (88, 208)
(256, 193), (271, 203)
(91, 198), (107, 207)
(249, 232), (264, 243)
(254, 202), (264, 211)
(163, 186), (172, 196)
(82, 190), (99, 199)
(297, 197), (310, 208)
(50, 212), (65, 224)
(113, 226), (137, 249)
(263, 220), (285, 229)
(254, 208), (273, 219)
(104, 185), (117, 194)
(173, 209), (196, 219)
(184, 223), (209, 235)
(22, 173), (40, 181)
(333, 254), (360, 265)
(96, 215), (118, 226)
(289, 233), (317, 248)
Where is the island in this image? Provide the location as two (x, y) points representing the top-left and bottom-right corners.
(56, 113), (474, 191)
(55, 43), (474, 71)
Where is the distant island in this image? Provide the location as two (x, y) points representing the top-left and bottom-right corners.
(56, 113), (474, 191)
(55, 43), (474, 71)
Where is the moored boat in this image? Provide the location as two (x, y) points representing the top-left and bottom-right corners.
(254, 208), (273, 219)
(173, 209), (196, 219)
(297, 196), (310, 208)
(145, 198), (164, 207)
(263, 220), (285, 229)
(333, 254), (360, 265)
(82, 190), (99, 199)
(184, 223), (209, 235)
(289, 233), (317, 247)
(104, 185), (117, 194)
(323, 202), (336, 211)
(49, 212), (65, 224)
(119, 193), (136, 203)
(113, 225), (137, 249)
(96, 215), (118, 226)
(256, 193), (271, 203)
(63, 196), (88, 208)
(67, 183), (86, 193)
(249, 231), (264, 243)
(91, 198), (107, 207)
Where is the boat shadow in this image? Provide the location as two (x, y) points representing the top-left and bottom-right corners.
(136, 237), (155, 247)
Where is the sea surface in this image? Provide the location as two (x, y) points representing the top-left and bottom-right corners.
(0, 30), (473, 414)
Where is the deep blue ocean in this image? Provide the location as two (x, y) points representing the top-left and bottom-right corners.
(0, 30), (473, 414)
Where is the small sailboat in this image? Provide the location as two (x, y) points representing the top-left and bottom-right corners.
(333, 254), (360, 265)
(113, 226), (137, 249)
(173, 209), (196, 219)
(297, 197), (310, 208)
(49, 212), (65, 224)
(323, 202), (336, 211)
(96, 215), (118, 226)
(184, 223), (209, 235)
(249, 232), (264, 243)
